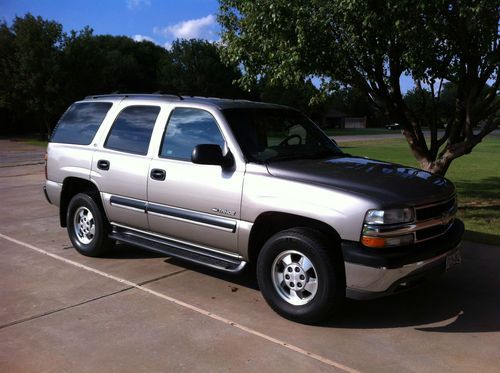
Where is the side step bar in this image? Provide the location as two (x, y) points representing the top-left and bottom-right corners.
(109, 226), (247, 273)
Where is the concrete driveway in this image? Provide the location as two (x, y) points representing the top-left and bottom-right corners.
(0, 139), (499, 372)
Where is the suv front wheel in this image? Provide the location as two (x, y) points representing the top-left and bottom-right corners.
(67, 193), (113, 257)
(256, 228), (344, 324)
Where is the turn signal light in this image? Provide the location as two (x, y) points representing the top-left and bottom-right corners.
(361, 234), (414, 248)
(361, 236), (387, 248)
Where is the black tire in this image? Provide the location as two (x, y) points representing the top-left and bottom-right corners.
(256, 228), (345, 324)
(67, 192), (113, 257)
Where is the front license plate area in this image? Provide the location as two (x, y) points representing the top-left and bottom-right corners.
(446, 250), (462, 270)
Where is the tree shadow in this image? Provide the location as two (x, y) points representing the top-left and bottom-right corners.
(324, 243), (500, 332)
(326, 280), (500, 333)
(99, 238), (500, 333)
(163, 244), (500, 333)
(463, 230), (500, 246)
(454, 176), (500, 200)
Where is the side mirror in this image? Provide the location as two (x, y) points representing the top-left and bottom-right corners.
(191, 144), (232, 168)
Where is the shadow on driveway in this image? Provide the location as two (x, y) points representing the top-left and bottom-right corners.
(88, 237), (500, 334)
(157, 242), (500, 333)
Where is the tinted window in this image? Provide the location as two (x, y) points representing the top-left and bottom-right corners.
(105, 105), (160, 155)
(50, 102), (112, 145)
(223, 108), (342, 163)
(160, 108), (225, 161)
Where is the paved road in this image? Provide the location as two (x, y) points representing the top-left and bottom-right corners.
(0, 139), (499, 372)
(332, 133), (404, 143)
(0, 139), (46, 167)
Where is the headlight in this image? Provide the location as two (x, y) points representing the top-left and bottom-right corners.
(365, 208), (414, 225)
(362, 207), (415, 248)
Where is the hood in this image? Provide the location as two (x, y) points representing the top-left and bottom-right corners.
(266, 156), (455, 206)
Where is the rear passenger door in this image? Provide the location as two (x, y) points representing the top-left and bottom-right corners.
(147, 107), (243, 253)
(92, 104), (161, 230)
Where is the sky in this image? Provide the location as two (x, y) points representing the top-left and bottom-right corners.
(0, 0), (414, 92)
(0, 0), (221, 49)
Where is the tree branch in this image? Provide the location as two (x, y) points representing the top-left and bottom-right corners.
(476, 71), (500, 115)
(474, 114), (500, 142)
(429, 80), (439, 158)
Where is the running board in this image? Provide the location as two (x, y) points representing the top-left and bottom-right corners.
(109, 226), (246, 273)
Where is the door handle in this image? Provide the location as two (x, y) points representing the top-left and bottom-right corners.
(97, 160), (110, 171)
(150, 168), (166, 181)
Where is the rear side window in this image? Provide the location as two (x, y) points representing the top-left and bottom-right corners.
(50, 102), (112, 145)
(105, 105), (160, 155)
(160, 108), (225, 161)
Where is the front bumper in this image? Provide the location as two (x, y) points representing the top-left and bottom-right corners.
(342, 219), (464, 300)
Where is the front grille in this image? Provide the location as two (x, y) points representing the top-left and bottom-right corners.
(412, 196), (456, 242)
(416, 197), (456, 221)
(415, 224), (450, 241)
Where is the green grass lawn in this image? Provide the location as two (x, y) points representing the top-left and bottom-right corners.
(11, 136), (48, 147)
(21, 138), (48, 147)
(340, 135), (500, 245)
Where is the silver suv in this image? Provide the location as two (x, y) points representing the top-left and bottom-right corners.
(44, 94), (464, 323)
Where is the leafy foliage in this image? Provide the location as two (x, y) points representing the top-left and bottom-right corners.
(219, 0), (500, 175)
(0, 14), (247, 138)
(60, 29), (168, 103)
(0, 15), (64, 136)
(158, 39), (245, 98)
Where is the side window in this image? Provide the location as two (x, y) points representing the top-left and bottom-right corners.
(50, 102), (112, 145)
(105, 105), (160, 155)
(160, 108), (225, 161)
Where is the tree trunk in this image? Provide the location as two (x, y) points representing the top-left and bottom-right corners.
(423, 158), (452, 176)
(44, 119), (51, 141)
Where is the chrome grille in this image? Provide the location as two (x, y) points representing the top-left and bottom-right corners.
(413, 196), (457, 242)
(416, 197), (456, 222)
(415, 223), (451, 241)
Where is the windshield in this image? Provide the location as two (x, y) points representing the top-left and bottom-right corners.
(223, 108), (342, 163)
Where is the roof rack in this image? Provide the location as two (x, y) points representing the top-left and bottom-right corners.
(152, 91), (184, 100)
(84, 92), (184, 100)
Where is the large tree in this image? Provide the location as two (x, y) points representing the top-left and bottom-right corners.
(0, 22), (17, 133)
(219, 0), (500, 175)
(158, 39), (246, 98)
(61, 29), (168, 101)
(2, 14), (64, 137)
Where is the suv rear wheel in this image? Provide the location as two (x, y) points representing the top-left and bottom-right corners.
(256, 228), (344, 324)
(67, 193), (113, 257)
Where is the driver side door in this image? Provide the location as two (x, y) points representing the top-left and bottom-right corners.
(147, 107), (243, 254)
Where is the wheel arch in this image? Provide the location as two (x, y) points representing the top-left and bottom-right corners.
(247, 211), (343, 265)
(59, 177), (102, 227)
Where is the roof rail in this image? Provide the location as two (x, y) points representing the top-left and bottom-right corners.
(84, 92), (184, 100)
(152, 91), (184, 100)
